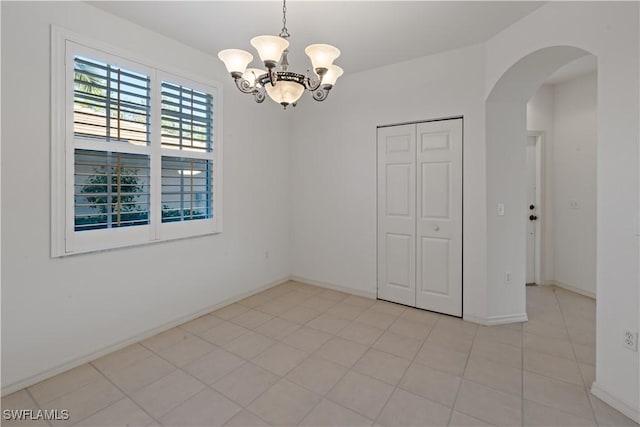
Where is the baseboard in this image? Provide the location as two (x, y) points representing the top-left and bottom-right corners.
(289, 275), (377, 300)
(546, 280), (596, 299)
(1, 276), (290, 397)
(591, 382), (640, 423)
(464, 312), (528, 326)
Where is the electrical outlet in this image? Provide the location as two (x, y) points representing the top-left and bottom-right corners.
(624, 330), (638, 351)
(569, 199), (579, 209)
(504, 272), (511, 284)
(497, 203), (505, 216)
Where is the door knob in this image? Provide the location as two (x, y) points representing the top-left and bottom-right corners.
(433, 225), (440, 231)
(529, 204), (535, 210)
(529, 215), (538, 221)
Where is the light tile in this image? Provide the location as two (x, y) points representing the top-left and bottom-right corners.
(353, 349), (410, 386)
(301, 398), (373, 427)
(523, 332), (575, 360)
(318, 289), (350, 302)
(433, 316), (477, 337)
(252, 342), (309, 375)
(282, 326), (333, 353)
(426, 328), (474, 354)
(237, 293), (273, 309)
(589, 393), (638, 427)
(453, 379), (521, 426)
(372, 331), (422, 360)
(399, 362), (461, 407)
(327, 371), (394, 420)
(449, 411), (495, 426)
(200, 321), (250, 346)
(1, 390), (48, 427)
(286, 356), (348, 395)
(475, 325), (522, 347)
(28, 364), (103, 405)
(141, 327), (192, 353)
(183, 348), (245, 385)
(572, 342), (595, 365)
(224, 410), (270, 426)
(414, 343), (469, 376)
(369, 300), (407, 316)
(377, 388), (451, 427)
(179, 314), (224, 335)
(579, 363), (595, 388)
(156, 334), (216, 367)
(470, 338), (522, 369)
(255, 317), (301, 340)
(523, 318), (569, 340)
(464, 356), (522, 395)
(91, 344), (153, 376)
(159, 388), (241, 427)
(213, 303), (250, 320)
(74, 398), (154, 427)
(101, 354), (175, 394)
(524, 399), (596, 426)
(300, 296), (339, 312)
(342, 295), (376, 309)
(229, 309), (273, 329)
(213, 362), (279, 406)
(307, 313), (350, 334)
(315, 337), (368, 368)
(248, 379), (321, 426)
(327, 302), (368, 321)
(46, 378), (124, 426)
(279, 305), (322, 324)
(222, 331), (276, 360)
(388, 317), (433, 340)
(131, 370), (205, 418)
(523, 371), (592, 418)
(523, 350), (583, 385)
(567, 327), (596, 347)
(400, 308), (440, 325)
(355, 309), (397, 330)
(338, 322), (385, 346)
(254, 299), (291, 316)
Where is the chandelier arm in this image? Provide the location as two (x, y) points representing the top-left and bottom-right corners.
(304, 74), (323, 91)
(311, 84), (334, 102)
(254, 87), (266, 103)
(234, 77), (256, 94)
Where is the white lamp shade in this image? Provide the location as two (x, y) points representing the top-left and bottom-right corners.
(242, 68), (266, 87)
(305, 44), (340, 70)
(265, 80), (305, 106)
(250, 36), (289, 63)
(322, 65), (344, 86)
(218, 49), (253, 75)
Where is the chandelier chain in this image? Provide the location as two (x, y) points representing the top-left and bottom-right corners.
(279, 0), (290, 38)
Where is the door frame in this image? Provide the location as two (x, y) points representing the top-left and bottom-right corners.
(526, 130), (544, 285)
(376, 116), (464, 317)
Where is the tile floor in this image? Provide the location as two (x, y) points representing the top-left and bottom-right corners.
(3, 282), (638, 426)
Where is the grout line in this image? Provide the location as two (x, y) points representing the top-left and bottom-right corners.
(24, 387), (54, 427)
(552, 287), (600, 425)
(446, 318), (479, 426)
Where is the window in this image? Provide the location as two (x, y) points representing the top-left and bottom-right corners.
(52, 30), (221, 256)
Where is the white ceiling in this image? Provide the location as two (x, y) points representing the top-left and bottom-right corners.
(90, 1), (544, 74)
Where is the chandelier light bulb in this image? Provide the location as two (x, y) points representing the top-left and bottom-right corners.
(304, 44), (341, 74)
(321, 65), (344, 86)
(217, 49), (253, 77)
(265, 80), (305, 108)
(250, 35), (290, 68)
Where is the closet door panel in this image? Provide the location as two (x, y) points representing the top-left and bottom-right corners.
(377, 124), (416, 306)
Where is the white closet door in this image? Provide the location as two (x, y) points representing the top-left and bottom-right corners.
(377, 124), (416, 306)
(415, 119), (462, 316)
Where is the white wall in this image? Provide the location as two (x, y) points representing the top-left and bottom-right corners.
(554, 73), (598, 295)
(290, 44), (489, 321)
(486, 2), (639, 420)
(1, 2), (291, 393)
(527, 72), (598, 298)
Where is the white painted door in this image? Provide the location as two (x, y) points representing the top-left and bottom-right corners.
(377, 124), (416, 306)
(415, 119), (463, 316)
(525, 136), (537, 284)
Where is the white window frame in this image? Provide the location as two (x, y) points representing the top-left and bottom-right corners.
(51, 27), (223, 257)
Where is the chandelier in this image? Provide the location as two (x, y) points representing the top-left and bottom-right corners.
(217, 0), (343, 109)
